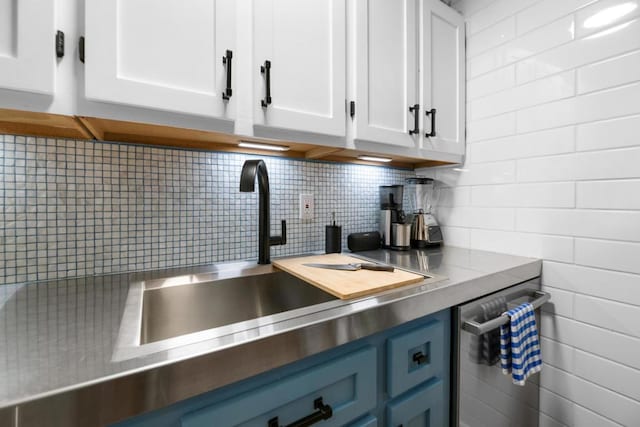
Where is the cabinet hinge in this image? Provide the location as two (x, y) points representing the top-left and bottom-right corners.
(349, 101), (355, 119)
(79, 36), (85, 63)
(55, 31), (64, 58)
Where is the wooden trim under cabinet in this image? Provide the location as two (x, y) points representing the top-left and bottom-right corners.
(0, 108), (454, 170)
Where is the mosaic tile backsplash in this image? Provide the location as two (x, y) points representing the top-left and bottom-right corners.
(0, 134), (415, 285)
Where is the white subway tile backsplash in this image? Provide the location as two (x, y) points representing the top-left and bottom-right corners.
(575, 350), (640, 401)
(466, 0), (539, 35)
(541, 285), (574, 317)
(577, 179), (640, 209)
(439, 226), (471, 248)
(541, 315), (640, 370)
(470, 126), (574, 163)
(467, 17), (516, 58)
(575, 238), (640, 274)
(469, 229), (574, 262)
(571, 375), (640, 427)
(573, 405), (624, 427)
(540, 336), (575, 372)
(467, 112), (516, 142)
(576, 114), (640, 151)
(575, 295), (640, 338)
(438, 186), (471, 207)
(577, 49), (640, 94)
(435, 161), (516, 186)
(539, 388), (575, 427)
(575, 0), (640, 38)
(468, 16), (574, 78)
(470, 70), (576, 120)
(471, 182), (575, 208)
(517, 17), (640, 84)
(467, 65), (516, 100)
(438, 206), (516, 230)
(516, 0), (596, 35)
(517, 82), (640, 133)
(542, 261), (640, 306)
(517, 147), (640, 182)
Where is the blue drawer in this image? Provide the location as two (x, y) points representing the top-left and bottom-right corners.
(181, 347), (376, 427)
(386, 379), (444, 427)
(386, 318), (444, 397)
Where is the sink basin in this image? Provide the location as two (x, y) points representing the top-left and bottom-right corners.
(140, 271), (337, 344)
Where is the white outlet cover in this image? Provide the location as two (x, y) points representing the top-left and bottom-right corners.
(299, 194), (314, 220)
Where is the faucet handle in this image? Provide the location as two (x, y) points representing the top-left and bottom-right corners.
(270, 220), (287, 246)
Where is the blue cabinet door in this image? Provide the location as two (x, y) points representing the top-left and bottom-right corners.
(387, 318), (445, 398)
(386, 379), (445, 427)
(180, 347), (376, 427)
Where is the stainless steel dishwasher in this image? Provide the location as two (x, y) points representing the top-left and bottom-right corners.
(451, 279), (550, 427)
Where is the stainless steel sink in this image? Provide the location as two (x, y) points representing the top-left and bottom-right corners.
(140, 271), (337, 344)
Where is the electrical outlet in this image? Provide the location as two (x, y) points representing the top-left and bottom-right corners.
(299, 193), (314, 220)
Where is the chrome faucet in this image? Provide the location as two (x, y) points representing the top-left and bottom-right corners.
(239, 159), (286, 264)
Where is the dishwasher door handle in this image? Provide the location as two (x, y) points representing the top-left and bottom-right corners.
(462, 290), (551, 336)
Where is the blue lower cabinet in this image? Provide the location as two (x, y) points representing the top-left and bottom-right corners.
(348, 415), (378, 427)
(181, 347), (376, 427)
(386, 320), (445, 398)
(114, 309), (450, 427)
(386, 379), (445, 427)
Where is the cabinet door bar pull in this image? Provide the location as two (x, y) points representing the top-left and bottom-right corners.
(222, 49), (233, 100)
(408, 104), (419, 135)
(261, 60), (272, 108)
(267, 397), (333, 427)
(425, 108), (436, 137)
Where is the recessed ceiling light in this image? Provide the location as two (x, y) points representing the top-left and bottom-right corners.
(358, 155), (393, 163)
(238, 141), (290, 152)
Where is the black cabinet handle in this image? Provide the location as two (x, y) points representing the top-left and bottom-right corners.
(268, 397), (333, 427)
(425, 108), (436, 137)
(413, 351), (428, 365)
(261, 60), (272, 108)
(408, 104), (419, 135)
(222, 49), (233, 100)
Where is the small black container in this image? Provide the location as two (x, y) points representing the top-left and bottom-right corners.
(325, 225), (342, 253)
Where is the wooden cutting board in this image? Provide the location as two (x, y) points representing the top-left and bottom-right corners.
(273, 253), (424, 300)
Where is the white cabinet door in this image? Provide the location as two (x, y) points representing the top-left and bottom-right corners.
(420, 0), (465, 155)
(253, 0), (345, 137)
(85, 0), (235, 119)
(352, 0), (419, 148)
(0, 0), (54, 95)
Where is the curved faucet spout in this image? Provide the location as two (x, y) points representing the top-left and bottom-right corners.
(239, 159), (286, 264)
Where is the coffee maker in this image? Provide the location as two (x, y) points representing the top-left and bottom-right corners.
(379, 185), (406, 249)
(405, 177), (443, 247)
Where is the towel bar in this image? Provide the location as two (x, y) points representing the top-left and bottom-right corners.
(462, 291), (551, 336)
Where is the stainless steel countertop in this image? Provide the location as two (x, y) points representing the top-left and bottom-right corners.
(0, 246), (541, 426)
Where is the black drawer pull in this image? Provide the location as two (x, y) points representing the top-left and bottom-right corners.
(408, 104), (419, 135)
(425, 108), (436, 137)
(261, 60), (272, 108)
(222, 49), (233, 100)
(268, 397), (333, 427)
(413, 351), (428, 365)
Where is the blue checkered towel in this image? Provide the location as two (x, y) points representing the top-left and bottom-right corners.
(500, 302), (542, 385)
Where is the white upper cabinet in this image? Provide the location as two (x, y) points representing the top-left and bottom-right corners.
(253, 0), (346, 137)
(85, 0), (236, 120)
(352, 0), (419, 148)
(421, 0), (465, 156)
(350, 0), (465, 160)
(0, 0), (55, 95)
